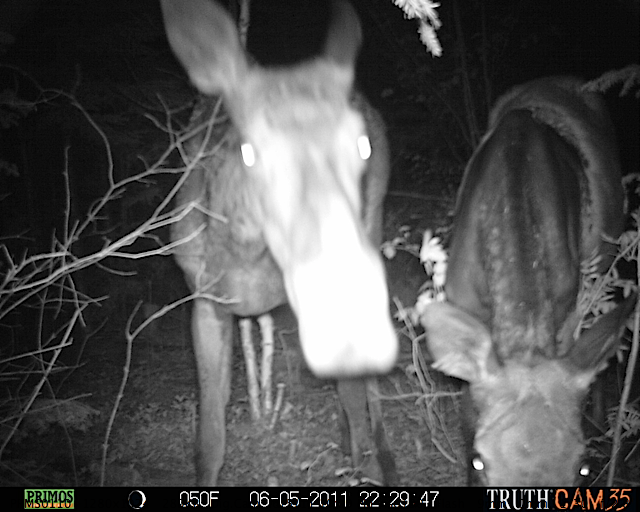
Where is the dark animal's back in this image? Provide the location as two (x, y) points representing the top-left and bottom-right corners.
(489, 77), (623, 259)
(449, 108), (583, 359)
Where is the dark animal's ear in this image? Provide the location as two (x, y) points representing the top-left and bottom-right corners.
(567, 293), (637, 390)
(420, 302), (499, 384)
(160, 0), (248, 97)
(322, 0), (361, 88)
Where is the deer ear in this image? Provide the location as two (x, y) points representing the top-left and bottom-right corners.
(420, 302), (500, 384)
(565, 293), (636, 390)
(160, 0), (248, 97)
(321, 0), (362, 89)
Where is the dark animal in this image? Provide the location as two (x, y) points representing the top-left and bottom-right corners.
(160, 0), (397, 485)
(420, 76), (634, 486)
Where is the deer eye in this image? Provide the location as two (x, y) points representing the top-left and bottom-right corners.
(471, 454), (485, 472)
(357, 135), (371, 160)
(240, 142), (256, 167)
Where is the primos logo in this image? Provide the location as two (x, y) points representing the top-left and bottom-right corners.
(24, 489), (74, 509)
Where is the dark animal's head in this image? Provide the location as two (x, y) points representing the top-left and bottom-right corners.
(422, 291), (634, 485)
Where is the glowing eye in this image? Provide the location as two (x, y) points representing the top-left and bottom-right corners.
(579, 463), (590, 477)
(471, 456), (484, 471)
(357, 135), (371, 160)
(240, 142), (256, 167)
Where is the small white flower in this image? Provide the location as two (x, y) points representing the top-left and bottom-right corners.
(433, 260), (447, 288)
(420, 230), (448, 272)
(381, 241), (397, 260)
